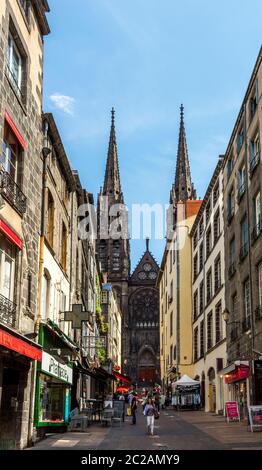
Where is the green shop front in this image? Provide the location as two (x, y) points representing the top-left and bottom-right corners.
(35, 322), (75, 436)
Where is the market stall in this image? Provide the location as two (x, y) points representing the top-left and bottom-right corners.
(171, 375), (201, 410)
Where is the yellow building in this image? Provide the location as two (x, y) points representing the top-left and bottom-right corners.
(158, 106), (201, 393)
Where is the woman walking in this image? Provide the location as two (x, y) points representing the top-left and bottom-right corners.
(143, 398), (157, 436)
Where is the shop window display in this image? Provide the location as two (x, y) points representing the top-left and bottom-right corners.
(39, 374), (66, 423)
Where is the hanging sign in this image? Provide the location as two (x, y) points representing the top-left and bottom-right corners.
(225, 401), (240, 422)
(248, 406), (262, 432)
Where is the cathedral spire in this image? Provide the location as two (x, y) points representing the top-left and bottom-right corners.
(103, 108), (123, 202)
(170, 104), (196, 205)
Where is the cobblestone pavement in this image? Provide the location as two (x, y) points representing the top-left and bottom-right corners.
(28, 407), (262, 450)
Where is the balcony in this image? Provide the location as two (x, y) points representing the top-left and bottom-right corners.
(0, 169), (27, 215)
(237, 182), (246, 203)
(242, 316), (251, 332)
(0, 293), (16, 328)
(239, 242), (248, 262)
(228, 262), (236, 279)
(255, 306), (262, 321)
(251, 220), (262, 244)
(249, 152), (260, 176)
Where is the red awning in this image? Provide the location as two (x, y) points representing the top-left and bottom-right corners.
(5, 111), (26, 150)
(0, 328), (42, 361)
(113, 372), (132, 384)
(0, 219), (22, 250)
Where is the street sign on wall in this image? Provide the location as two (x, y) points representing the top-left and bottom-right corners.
(225, 401), (240, 422)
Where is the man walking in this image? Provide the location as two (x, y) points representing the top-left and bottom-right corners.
(131, 392), (138, 424)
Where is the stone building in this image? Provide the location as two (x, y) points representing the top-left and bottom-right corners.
(191, 158), (227, 414)
(0, 0), (50, 449)
(97, 110), (160, 387)
(222, 47), (262, 411)
(158, 106), (201, 392)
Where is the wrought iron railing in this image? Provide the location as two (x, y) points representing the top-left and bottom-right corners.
(250, 151), (260, 176)
(237, 182), (246, 202)
(0, 169), (27, 214)
(228, 262), (236, 278)
(0, 293), (16, 328)
(251, 220), (262, 244)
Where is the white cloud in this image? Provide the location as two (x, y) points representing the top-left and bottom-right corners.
(49, 93), (75, 115)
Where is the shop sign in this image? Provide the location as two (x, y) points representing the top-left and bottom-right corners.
(42, 351), (73, 384)
(248, 406), (262, 432)
(224, 364), (250, 384)
(225, 401), (240, 422)
(0, 328), (42, 361)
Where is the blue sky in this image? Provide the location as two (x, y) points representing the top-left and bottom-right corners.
(44, 0), (262, 270)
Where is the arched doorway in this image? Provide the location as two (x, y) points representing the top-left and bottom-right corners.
(138, 347), (156, 386)
(208, 367), (216, 412)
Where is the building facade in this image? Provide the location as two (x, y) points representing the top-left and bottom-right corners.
(222, 48), (262, 414)
(0, 0), (50, 449)
(158, 107), (201, 393)
(191, 158), (227, 414)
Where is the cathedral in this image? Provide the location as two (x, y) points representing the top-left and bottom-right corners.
(97, 109), (160, 387)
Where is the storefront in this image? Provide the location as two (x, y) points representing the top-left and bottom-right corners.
(34, 322), (76, 437)
(222, 361), (250, 420)
(255, 360), (262, 404)
(0, 324), (42, 449)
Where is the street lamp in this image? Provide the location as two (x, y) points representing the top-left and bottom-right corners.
(222, 307), (240, 326)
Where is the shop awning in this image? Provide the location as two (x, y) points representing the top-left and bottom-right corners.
(221, 361), (249, 376)
(0, 324), (42, 361)
(45, 319), (78, 351)
(93, 366), (115, 382)
(221, 361), (250, 384)
(113, 371), (132, 383)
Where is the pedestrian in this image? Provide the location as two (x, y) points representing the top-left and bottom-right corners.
(143, 397), (157, 436)
(131, 392), (138, 424)
(160, 393), (166, 410)
(154, 393), (160, 413)
(119, 393), (125, 401)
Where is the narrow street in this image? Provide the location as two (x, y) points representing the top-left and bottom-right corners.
(29, 408), (262, 451)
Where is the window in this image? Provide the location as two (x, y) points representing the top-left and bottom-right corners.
(244, 278), (251, 319)
(207, 312), (213, 350)
(213, 182), (219, 206)
(250, 132), (260, 174)
(199, 218), (204, 238)
(229, 237), (236, 277)
(27, 272), (32, 309)
(170, 345), (173, 365)
(227, 187), (235, 222)
(240, 215), (248, 260)
(237, 121), (244, 154)
(61, 222), (67, 270)
(258, 263), (262, 308)
(215, 302), (222, 343)
(199, 243), (203, 271)
(253, 192), (261, 232)
(170, 311), (173, 336)
(193, 253), (198, 280)
(193, 232), (198, 250)
(194, 327), (198, 361)
(112, 240), (121, 271)
(249, 79), (259, 121)
(206, 227), (212, 258)
(0, 235), (16, 303)
(214, 210), (220, 244)
(169, 250), (172, 272)
(206, 199), (211, 223)
(214, 256), (221, 292)
(238, 164), (246, 201)
(227, 154), (233, 178)
(46, 190), (54, 248)
(193, 290), (198, 320)
(206, 269), (212, 303)
(200, 321), (204, 357)
(199, 281), (204, 312)
(169, 280), (173, 302)
(19, 0), (30, 18)
(41, 270), (50, 321)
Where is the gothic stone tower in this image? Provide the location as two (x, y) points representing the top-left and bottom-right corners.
(97, 109), (130, 363)
(128, 240), (160, 386)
